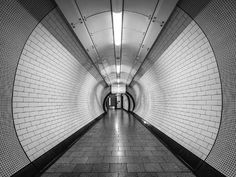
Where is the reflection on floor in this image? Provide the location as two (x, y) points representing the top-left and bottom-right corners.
(41, 110), (195, 177)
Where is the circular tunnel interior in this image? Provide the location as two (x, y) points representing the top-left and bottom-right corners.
(0, 0), (236, 177)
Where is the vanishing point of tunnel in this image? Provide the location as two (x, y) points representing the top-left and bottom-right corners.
(0, 0), (236, 177)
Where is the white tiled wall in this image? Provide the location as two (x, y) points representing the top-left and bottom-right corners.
(13, 9), (104, 161)
(192, 1), (236, 176)
(134, 19), (222, 160)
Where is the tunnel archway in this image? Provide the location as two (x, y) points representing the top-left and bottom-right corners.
(103, 92), (135, 112)
(1, 0), (236, 177)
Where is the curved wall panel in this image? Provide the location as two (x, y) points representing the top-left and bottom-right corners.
(133, 8), (222, 160)
(181, 0), (236, 176)
(0, 0), (55, 176)
(12, 8), (104, 161)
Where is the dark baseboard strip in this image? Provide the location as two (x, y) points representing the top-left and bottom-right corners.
(130, 112), (226, 177)
(12, 113), (106, 177)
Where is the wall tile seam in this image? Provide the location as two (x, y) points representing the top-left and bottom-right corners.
(148, 58), (215, 75)
(14, 76), (86, 89)
(26, 30), (82, 63)
(148, 29), (207, 70)
(17, 61), (84, 80)
(153, 48), (212, 68)
(14, 116), (86, 126)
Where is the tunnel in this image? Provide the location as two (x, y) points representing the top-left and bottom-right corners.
(0, 0), (236, 177)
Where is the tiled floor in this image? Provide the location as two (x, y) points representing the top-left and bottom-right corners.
(41, 110), (195, 177)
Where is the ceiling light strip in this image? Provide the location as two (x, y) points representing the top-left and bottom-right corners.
(111, 0), (124, 82)
(113, 12), (122, 46)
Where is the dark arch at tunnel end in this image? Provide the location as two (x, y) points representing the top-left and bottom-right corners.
(102, 91), (135, 112)
(103, 92), (111, 112)
(126, 91), (135, 112)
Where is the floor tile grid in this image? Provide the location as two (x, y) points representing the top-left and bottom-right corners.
(41, 110), (195, 177)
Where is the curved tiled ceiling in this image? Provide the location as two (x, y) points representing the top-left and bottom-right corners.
(55, 0), (178, 85)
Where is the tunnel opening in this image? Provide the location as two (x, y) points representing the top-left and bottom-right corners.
(103, 92), (135, 112)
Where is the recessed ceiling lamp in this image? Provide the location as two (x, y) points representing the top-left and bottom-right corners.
(117, 77), (120, 83)
(116, 65), (121, 75)
(112, 12), (122, 46)
(112, 0), (123, 76)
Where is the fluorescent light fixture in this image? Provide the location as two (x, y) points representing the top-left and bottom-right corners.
(112, 12), (122, 46)
(111, 83), (126, 94)
(116, 65), (120, 74)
